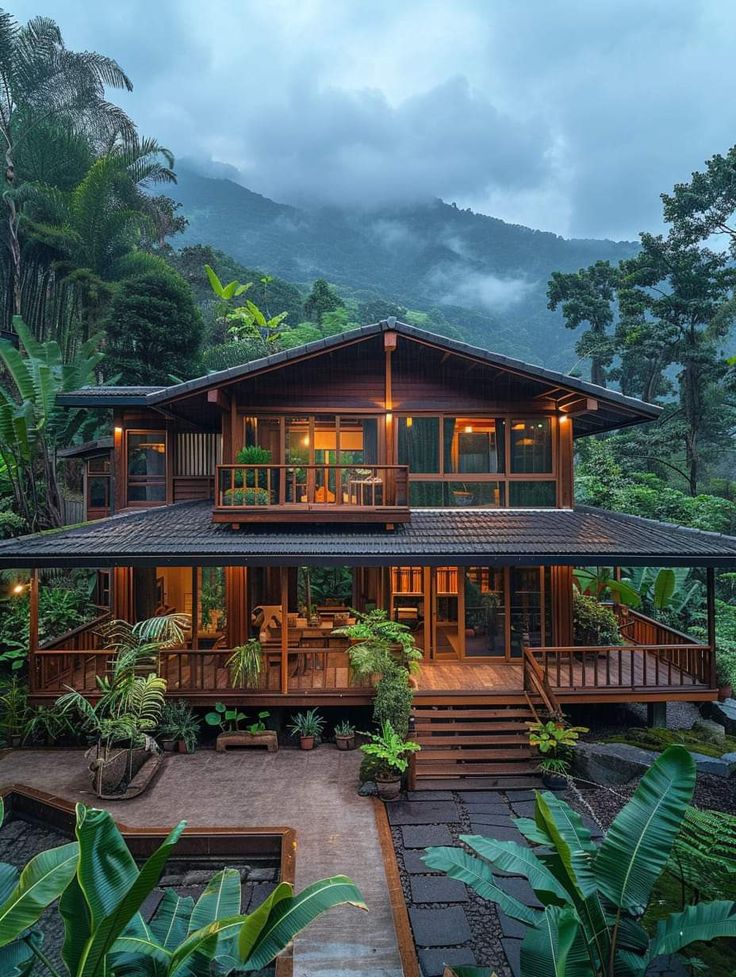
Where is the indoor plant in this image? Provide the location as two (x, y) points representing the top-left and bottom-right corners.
(527, 718), (588, 789)
(359, 719), (420, 800)
(334, 719), (356, 751)
(288, 708), (325, 750)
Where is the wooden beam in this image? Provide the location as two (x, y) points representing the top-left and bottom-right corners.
(280, 568), (289, 695)
(29, 570), (39, 693)
(707, 567), (716, 687)
(207, 388), (231, 411)
(383, 330), (398, 351)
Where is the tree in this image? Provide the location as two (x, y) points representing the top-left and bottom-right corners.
(0, 11), (134, 316)
(104, 265), (203, 384)
(663, 145), (736, 253)
(547, 260), (618, 386)
(303, 278), (345, 325)
(0, 316), (103, 530)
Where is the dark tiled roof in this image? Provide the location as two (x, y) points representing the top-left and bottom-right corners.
(57, 385), (165, 406)
(57, 437), (113, 459)
(2, 502), (736, 568)
(55, 320), (661, 434)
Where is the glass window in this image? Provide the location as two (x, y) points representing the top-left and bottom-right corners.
(446, 482), (504, 508)
(508, 481), (556, 507)
(408, 481), (445, 506)
(198, 567), (226, 647)
(397, 416), (439, 472)
(88, 456), (111, 474)
(88, 476), (110, 510)
(339, 417), (378, 465)
(127, 432), (166, 503)
(510, 419), (552, 473)
(244, 416), (280, 462)
(443, 418), (505, 473)
(509, 567), (542, 658)
(464, 568), (506, 657)
(285, 417), (310, 466)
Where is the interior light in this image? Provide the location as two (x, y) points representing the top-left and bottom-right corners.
(386, 412), (393, 423)
(114, 426), (123, 436)
(464, 425), (473, 433)
(559, 414), (569, 424)
(302, 435), (309, 446)
(512, 422), (525, 430)
(406, 417), (413, 428)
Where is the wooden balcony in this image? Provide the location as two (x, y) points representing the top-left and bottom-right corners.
(213, 464), (410, 524)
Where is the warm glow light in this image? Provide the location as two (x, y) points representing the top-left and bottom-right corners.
(12, 583), (24, 595)
(406, 416), (413, 428)
(559, 414), (569, 424)
(386, 412), (393, 422)
(464, 425), (473, 433)
(301, 435), (309, 446)
(114, 426), (123, 435)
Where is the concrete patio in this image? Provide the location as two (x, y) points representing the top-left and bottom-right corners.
(0, 747), (403, 977)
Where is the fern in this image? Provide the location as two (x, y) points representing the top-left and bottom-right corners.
(670, 805), (736, 901)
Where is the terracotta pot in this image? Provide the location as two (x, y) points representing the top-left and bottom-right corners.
(718, 684), (732, 702)
(177, 739), (191, 754)
(335, 734), (354, 751)
(161, 738), (176, 753)
(375, 774), (402, 801)
(300, 735), (315, 751)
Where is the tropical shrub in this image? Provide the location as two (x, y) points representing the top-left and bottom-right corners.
(222, 486), (270, 506)
(288, 708), (325, 740)
(359, 720), (420, 779)
(159, 698), (201, 752)
(333, 608), (423, 677)
(572, 591), (621, 646)
(372, 665), (414, 740)
(424, 747), (736, 977)
(226, 639), (262, 688)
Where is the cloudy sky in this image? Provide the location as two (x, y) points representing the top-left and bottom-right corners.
(14, 0), (736, 240)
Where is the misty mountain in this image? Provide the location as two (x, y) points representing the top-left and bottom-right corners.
(168, 167), (638, 370)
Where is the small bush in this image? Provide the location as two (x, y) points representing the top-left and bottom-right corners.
(573, 591), (620, 646)
(373, 664), (413, 740)
(222, 487), (270, 506)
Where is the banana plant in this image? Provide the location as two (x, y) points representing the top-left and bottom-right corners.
(573, 567), (642, 607)
(424, 747), (736, 977)
(621, 566), (702, 614)
(0, 798), (79, 976)
(204, 264), (252, 302)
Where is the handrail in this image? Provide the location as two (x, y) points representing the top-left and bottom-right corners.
(39, 608), (112, 651)
(609, 603), (701, 646)
(214, 463), (409, 510)
(522, 644), (562, 717)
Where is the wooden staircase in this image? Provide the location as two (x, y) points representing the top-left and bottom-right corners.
(410, 695), (542, 791)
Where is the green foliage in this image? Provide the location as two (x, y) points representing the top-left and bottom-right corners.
(222, 486), (270, 506)
(603, 724), (736, 759)
(425, 747), (736, 977)
(373, 666), (414, 740)
(0, 316), (103, 530)
(204, 701), (246, 732)
(333, 608), (423, 677)
(159, 699), (201, 751)
(288, 708), (325, 739)
(0, 679), (30, 742)
(202, 337), (269, 370)
(226, 639), (263, 688)
(334, 719), (355, 737)
(359, 720), (420, 777)
(303, 278), (344, 325)
(670, 806), (736, 902)
(235, 445), (272, 465)
(572, 591), (621, 646)
(104, 267), (203, 384)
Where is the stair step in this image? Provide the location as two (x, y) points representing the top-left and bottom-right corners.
(412, 776), (542, 791)
(417, 747), (533, 761)
(417, 762), (536, 777)
(416, 734), (530, 746)
(414, 721), (531, 733)
(412, 708), (533, 719)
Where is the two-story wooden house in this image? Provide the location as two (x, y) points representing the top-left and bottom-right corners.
(3, 319), (736, 785)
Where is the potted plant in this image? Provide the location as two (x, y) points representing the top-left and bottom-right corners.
(527, 718), (588, 790)
(0, 678), (30, 747)
(288, 708), (325, 750)
(359, 720), (420, 800)
(334, 719), (356, 751)
(206, 702), (277, 752)
(450, 483), (474, 506)
(333, 608), (423, 684)
(160, 699), (201, 753)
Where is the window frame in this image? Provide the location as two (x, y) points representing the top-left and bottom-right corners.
(125, 429), (168, 507)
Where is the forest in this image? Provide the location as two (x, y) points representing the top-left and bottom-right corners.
(2, 10), (736, 668)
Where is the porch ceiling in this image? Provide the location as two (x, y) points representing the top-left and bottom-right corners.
(2, 501), (736, 568)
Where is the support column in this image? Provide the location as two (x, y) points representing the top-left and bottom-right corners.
(707, 566), (717, 689)
(280, 567), (289, 695)
(28, 569), (39, 694)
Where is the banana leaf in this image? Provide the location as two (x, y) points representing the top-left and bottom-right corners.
(0, 932), (37, 977)
(519, 905), (579, 977)
(0, 841), (78, 948)
(645, 900), (736, 963)
(594, 746), (695, 913)
(458, 835), (569, 905)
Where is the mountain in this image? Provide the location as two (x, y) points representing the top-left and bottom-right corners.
(167, 167), (638, 370)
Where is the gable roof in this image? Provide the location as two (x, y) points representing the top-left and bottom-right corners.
(57, 318), (661, 435)
(2, 501), (735, 568)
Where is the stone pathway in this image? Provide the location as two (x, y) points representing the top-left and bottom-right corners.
(389, 788), (603, 977)
(0, 748), (403, 977)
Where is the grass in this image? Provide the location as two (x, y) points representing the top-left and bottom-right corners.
(602, 725), (736, 758)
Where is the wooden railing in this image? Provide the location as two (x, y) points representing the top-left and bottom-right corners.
(30, 646), (375, 698)
(522, 645), (562, 716)
(530, 642), (713, 692)
(213, 464), (410, 523)
(39, 608), (111, 652)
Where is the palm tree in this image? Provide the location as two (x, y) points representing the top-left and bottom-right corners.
(0, 11), (134, 317)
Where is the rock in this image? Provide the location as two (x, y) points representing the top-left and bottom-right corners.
(418, 947), (476, 977)
(692, 717), (726, 743)
(701, 698), (736, 734)
(402, 825), (453, 849)
(409, 907), (472, 947)
(358, 781), (377, 796)
(183, 869), (215, 886)
(410, 876), (468, 904)
(247, 867), (277, 882)
(387, 801), (460, 826)
(573, 742), (657, 785)
(690, 752), (736, 777)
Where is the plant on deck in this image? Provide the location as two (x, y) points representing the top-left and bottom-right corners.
(572, 591), (621, 646)
(424, 747), (736, 977)
(226, 639), (263, 688)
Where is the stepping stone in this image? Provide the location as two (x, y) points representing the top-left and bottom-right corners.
(464, 812), (514, 828)
(403, 850), (441, 874)
(418, 947), (476, 977)
(462, 801), (512, 816)
(503, 789), (538, 802)
(388, 801), (460, 826)
(407, 790), (456, 801)
(508, 800), (537, 818)
(457, 791), (510, 804)
(498, 910), (526, 939)
(502, 937), (522, 977)
(468, 823), (528, 846)
(409, 907), (472, 947)
(411, 876), (468, 904)
(403, 825), (453, 849)
(496, 876), (542, 909)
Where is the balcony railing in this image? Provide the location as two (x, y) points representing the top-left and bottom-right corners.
(213, 464), (410, 523)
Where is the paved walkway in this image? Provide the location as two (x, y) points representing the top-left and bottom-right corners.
(0, 748), (403, 977)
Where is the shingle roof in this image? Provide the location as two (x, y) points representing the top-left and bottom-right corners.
(57, 385), (165, 406)
(56, 320), (661, 435)
(57, 437), (113, 460)
(2, 502), (736, 568)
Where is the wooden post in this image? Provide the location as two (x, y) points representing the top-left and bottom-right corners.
(29, 569), (39, 694)
(707, 566), (717, 688)
(407, 714), (417, 792)
(280, 567), (289, 695)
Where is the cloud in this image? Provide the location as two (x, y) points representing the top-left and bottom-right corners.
(429, 265), (533, 313)
(12, 0), (736, 239)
